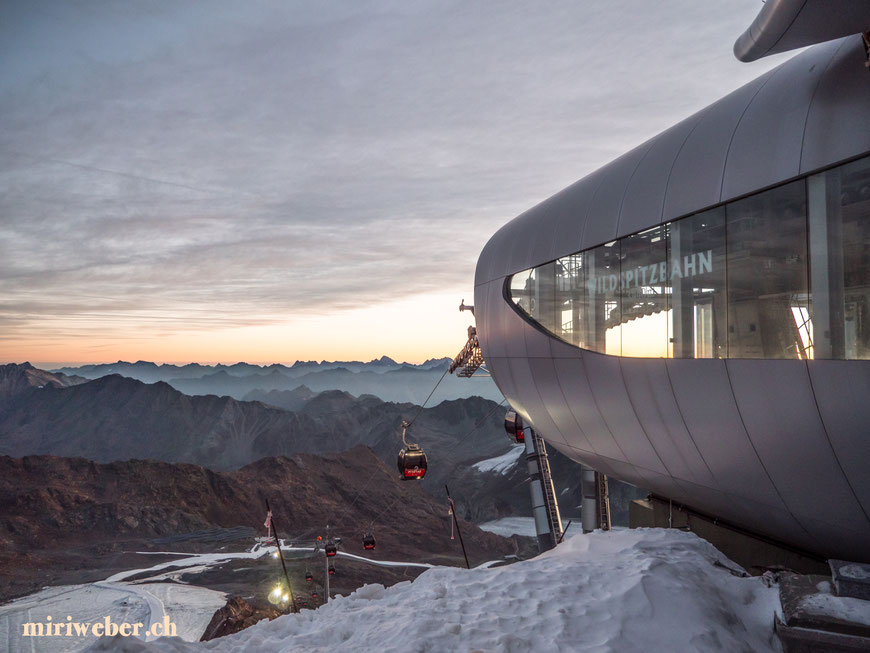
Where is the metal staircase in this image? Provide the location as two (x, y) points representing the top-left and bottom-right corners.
(596, 471), (612, 531)
(531, 428), (563, 545)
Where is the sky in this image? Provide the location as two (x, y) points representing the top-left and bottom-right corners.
(0, 0), (793, 366)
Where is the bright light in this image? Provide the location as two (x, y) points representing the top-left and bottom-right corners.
(272, 551), (279, 559)
(282, 593), (289, 603)
(270, 586), (281, 598)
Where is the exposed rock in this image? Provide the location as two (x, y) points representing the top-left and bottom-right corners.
(200, 596), (282, 641)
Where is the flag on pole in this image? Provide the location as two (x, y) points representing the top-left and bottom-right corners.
(264, 510), (273, 540)
(448, 498), (455, 540)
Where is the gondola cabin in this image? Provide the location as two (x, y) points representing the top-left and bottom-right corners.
(363, 533), (376, 550)
(328, 565), (335, 575)
(504, 410), (525, 443)
(305, 572), (313, 582)
(325, 540), (337, 557)
(397, 443), (427, 480)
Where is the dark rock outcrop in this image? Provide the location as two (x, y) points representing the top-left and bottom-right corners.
(200, 596), (281, 641)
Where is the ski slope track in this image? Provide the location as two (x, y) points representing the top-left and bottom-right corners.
(84, 529), (784, 653)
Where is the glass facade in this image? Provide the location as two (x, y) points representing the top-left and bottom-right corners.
(507, 153), (870, 359)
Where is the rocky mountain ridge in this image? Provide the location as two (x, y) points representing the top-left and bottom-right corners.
(0, 447), (524, 601)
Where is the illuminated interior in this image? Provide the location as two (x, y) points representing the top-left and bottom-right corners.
(508, 154), (870, 359)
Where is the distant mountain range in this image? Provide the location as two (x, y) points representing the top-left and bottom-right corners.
(0, 363), (644, 533)
(50, 357), (503, 404)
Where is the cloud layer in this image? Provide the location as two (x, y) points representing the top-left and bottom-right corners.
(0, 0), (789, 359)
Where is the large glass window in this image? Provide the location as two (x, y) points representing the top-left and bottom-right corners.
(507, 154), (869, 360)
(619, 225), (669, 357)
(583, 241), (621, 355)
(809, 156), (870, 359)
(668, 207), (727, 358)
(726, 180), (808, 359)
(554, 253), (586, 347)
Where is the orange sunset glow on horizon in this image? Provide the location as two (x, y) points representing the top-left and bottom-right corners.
(2, 291), (478, 368)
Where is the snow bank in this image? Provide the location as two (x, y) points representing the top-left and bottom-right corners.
(480, 516), (585, 539)
(472, 445), (525, 474)
(797, 593), (870, 627)
(86, 528), (782, 653)
(479, 516), (537, 537)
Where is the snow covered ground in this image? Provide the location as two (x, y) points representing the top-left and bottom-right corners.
(472, 445), (525, 474)
(84, 528), (784, 653)
(0, 541), (470, 652)
(480, 516), (586, 539)
(0, 543), (294, 652)
(479, 516), (538, 538)
(0, 581), (226, 653)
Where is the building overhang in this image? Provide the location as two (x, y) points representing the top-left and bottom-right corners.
(734, 0), (870, 62)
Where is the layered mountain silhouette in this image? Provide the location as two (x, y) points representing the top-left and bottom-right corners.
(50, 357), (503, 404)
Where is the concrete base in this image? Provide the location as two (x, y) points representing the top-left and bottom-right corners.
(831, 560), (870, 600)
(629, 496), (829, 575)
(776, 571), (870, 652)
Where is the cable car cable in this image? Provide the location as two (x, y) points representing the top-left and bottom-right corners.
(405, 365), (450, 428)
(460, 398), (507, 440)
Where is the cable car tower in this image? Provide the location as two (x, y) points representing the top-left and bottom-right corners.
(450, 301), (563, 552)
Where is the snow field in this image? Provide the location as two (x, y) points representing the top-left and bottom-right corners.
(473, 445), (526, 474)
(88, 528), (783, 653)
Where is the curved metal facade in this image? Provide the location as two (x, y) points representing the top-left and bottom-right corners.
(474, 36), (870, 562)
(733, 0), (870, 62)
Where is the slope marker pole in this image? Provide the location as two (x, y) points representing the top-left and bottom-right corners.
(265, 498), (297, 613)
(445, 485), (470, 569)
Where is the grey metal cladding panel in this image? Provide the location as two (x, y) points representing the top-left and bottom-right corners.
(735, 0), (870, 62)
(563, 446), (619, 479)
(725, 359), (868, 528)
(618, 358), (718, 488)
(503, 208), (553, 279)
(665, 358), (784, 508)
(549, 171), (604, 261)
(503, 295), (529, 360)
(734, 0), (803, 62)
(801, 37), (870, 175)
(800, 515), (870, 563)
(549, 332), (585, 360)
(580, 143), (654, 250)
(807, 361), (870, 520)
(525, 356), (590, 450)
(513, 184), (586, 271)
(581, 351), (669, 475)
(478, 280), (506, 360)
(523, 359), (571, 446)
(770, 2), (870, 54)
(584, 451), (651, 490)
(521, 314), (553, 360)
(634, 466), (693, 507)
(484, 356), (520, 414)
(675, 478), (822, 556)
(472, 279), (492, 353)
(721, 45), (833, 201)
(617, 112), (705, 238)
(663, 71), (772, 221)
(552, 357), (626, 462)
(505, 356), (564, 443)
(475, 226), (509, 287)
